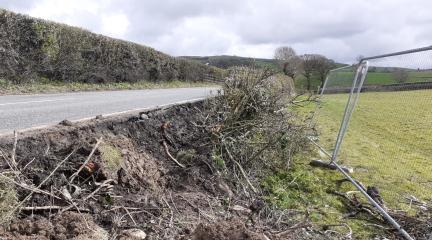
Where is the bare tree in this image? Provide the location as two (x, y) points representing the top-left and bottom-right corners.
(392, 69), (409, 83)
(274, 46), (301, 80)
(356, 55), (365, 63)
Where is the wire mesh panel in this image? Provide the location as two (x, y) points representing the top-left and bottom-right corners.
(311, 65), (357, 156)
(337, 51), (432, 211)
(314, 47), (432, 239)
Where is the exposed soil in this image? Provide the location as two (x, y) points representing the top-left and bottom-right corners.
(0, 102), (323, 239)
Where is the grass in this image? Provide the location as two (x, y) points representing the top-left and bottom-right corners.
(316, 89), (432, 209)
(99, 144), (123, 172)
(0, 176), (17, 224)
(326, 71), (432, 88)
(259, 97), (388, 239)
(0, 78), (218, 95)
(262, 89), (432, 238)
(262, 153), (388, 239)
(295, 70), (432, 90)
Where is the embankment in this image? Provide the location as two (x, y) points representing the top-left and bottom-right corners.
(0, 101), (317, 239)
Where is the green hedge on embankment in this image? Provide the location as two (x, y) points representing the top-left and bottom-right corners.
(0, 9), (224, 84)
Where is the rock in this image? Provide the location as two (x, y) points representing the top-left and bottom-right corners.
(96, 115), (103, 120)
(140, 113), (149, 120)
(230, 205), (251, 213)
(119, 228), (147, 240)
(249, 199), (265, 213)
(59, 119), (73, 126)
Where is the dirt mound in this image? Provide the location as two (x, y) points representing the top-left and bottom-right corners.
(0, 102), (321, 239)
(2, 212), (108, 240)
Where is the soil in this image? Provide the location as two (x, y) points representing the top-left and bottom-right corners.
(0, 102), (324, 239)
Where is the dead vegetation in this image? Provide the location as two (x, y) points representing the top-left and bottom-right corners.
(0, 66), (328, 239)
(0, 66), (429, 239)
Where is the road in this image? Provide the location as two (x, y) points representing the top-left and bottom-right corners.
(0, 87), (218, 135)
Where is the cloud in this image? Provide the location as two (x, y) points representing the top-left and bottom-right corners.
(1, 0), (431, 63)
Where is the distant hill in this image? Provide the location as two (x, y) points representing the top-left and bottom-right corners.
(180, 55), (281, 70)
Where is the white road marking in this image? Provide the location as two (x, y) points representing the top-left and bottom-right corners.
(0, 98), (72, 106)
(0, 97), (207, 137)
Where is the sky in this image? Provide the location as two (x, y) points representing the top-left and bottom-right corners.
(1, 0), (431, 63)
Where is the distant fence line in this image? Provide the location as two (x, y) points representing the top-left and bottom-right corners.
(322, 80), (432, 94)
(203, 73), (225, 83)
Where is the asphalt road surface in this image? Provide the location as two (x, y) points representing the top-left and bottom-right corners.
(0, 87), (219, 135)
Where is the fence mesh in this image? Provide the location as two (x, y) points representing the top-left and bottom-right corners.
(342, 51), (432, 209)
(314, 47), (432, 239)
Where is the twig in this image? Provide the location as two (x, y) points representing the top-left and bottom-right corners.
(69, 137), (103, 183)
(61, 179), (114, 213)
(0, 149), (17, 172)
(11, 130), (18, 169)
(22, 157), (36, 171)
(162, 197), (174, 227)
(223, 143), (257, 193)
(0, 174), (61, 200)
(21, 206), (89, 212)
(44, 140), (50, 156)
(179, 195), (214, 221)
(7, 148), (77, 218)
(162, 141), (185, 168)
(169, 192), (180, 213)
(122, 206), (137, 226)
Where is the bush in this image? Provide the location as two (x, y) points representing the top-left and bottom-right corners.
(203, 67), (310, 181)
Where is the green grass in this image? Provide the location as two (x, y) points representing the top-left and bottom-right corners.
(0, 78), (218, 95)
(0, 176), (18, 224)
(262, 154), (388, 239)
(259, 97), (390, 239)
(326, 71), (432, 88)
(295, 70), (432, 91)
(99, 144), (123, 172)
(262, 89), (432, 238)
(316, 89), (432, 209)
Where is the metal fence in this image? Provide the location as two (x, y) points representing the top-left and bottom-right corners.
(311, 46), (432, 240)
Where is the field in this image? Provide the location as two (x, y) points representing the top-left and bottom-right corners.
(295, 69), (432, 90)
(316, 89), (432, 208)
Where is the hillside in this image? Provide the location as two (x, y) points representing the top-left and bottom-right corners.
(0, 9), (224, 85)
(180, 55), (281, 70)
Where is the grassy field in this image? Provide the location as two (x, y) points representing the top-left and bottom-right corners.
(295, 70), (432, 90)
(325, 70), (432, 88)
(262, 89), (431, 238)
(0, 78), (217, 95)
(316, 89), (432, 208)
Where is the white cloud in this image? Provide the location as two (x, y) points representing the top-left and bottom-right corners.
(101, 12), (130, 38)
(1, 0), (431, 63)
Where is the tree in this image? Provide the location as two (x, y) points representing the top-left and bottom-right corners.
(299, 54), (335, 91)
(356, 55), (365, 63)
(392, 69), (408, 83)
(314, 55), (336, 89)
(274, 46), (301, 80)
(300, 54), (317, 91)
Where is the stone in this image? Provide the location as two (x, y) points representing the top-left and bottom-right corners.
(59, 119), (73, 126)
(119, 228), (147, 240)
(140, 113), (149, 120)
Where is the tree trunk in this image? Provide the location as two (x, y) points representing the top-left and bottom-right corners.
(306, 77), (311, 90)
